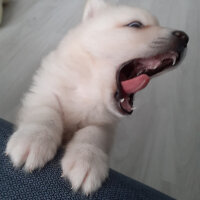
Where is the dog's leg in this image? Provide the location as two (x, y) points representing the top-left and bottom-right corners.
(61, 125), (113, 194)
(6, 92), (63, 171)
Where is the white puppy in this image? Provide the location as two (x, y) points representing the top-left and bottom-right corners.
(6, 0), (188, 195)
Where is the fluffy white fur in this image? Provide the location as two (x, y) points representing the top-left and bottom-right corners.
(6, 0), (173, 194)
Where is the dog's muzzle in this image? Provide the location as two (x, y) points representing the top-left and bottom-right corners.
(115, 30), (189, 115)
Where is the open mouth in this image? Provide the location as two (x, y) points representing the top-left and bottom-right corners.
(115, 51), (180, 115)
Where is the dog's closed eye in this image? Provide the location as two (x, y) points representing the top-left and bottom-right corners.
(126, 21), (143, 28)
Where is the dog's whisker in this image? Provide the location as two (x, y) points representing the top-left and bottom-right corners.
(149, 45), (163, 49)
(152, 41), (166, 45)
(157, 37), (168, 40)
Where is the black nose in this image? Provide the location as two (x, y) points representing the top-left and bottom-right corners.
(172, 31), (189, 47)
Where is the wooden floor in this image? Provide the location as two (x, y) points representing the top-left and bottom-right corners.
(0, 0), (199, 199)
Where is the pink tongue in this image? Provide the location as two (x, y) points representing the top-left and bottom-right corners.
(121, 74), (150, 94)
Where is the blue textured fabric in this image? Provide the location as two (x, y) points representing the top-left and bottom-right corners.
(0, 118), (175, 200)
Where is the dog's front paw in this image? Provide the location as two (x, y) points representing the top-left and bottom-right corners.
(6, 127), (58, 171)
(61, 143), (109, 195)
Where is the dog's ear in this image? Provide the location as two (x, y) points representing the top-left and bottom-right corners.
(83, 0), (107, 21)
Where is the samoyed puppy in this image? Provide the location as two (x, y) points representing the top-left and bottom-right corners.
(6, 0), (188, 194)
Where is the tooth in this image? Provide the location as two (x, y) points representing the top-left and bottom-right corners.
(120, 98), (125, 103)
(153, 64), (159, 69)
(153, 62), (160, 69)
(131, 107), (136, 111)
(172, 56), (176, 66)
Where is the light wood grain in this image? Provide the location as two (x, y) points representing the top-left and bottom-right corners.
(0, 0), (199, 199)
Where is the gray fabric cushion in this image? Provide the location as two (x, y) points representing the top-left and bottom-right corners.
(0, 118), (175, 200)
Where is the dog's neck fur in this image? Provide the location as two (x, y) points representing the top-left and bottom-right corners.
(45, 30), (120, 129)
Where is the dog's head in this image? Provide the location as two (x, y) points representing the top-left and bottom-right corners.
(76, 0), (189, 116)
